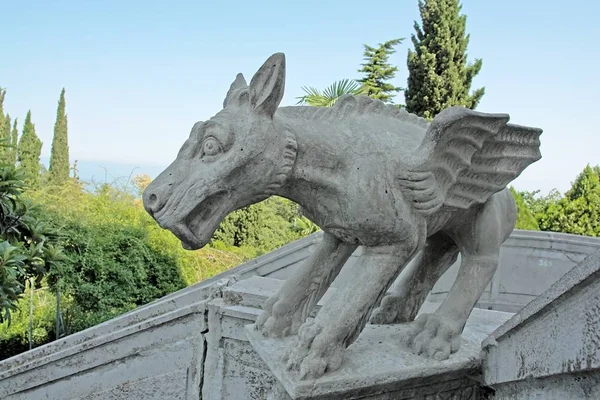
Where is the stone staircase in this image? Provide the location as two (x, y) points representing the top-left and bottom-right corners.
(482, 250), (600, 399)
(0, 231), (598, 399)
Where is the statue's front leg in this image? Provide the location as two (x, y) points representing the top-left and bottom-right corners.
(285, 236), (422, 379)
(406, 252), (499, 360)
(255, 233), (357, 337)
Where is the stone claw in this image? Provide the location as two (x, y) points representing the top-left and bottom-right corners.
(404, 312), (462, 360)
(370, 296), (400, 325)
(255, 293), (305, 338)
(255, 294), (279, 331)
(285, 320), (344, 380)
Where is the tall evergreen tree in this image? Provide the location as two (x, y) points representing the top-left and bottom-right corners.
(49, 88), (70, 184)
(405, 0), (484, 119)
(17, 111), (43, 188)
(0, 114), (12, 164)
(10, 119), (18, 164)
(0, 88), (6, 145)
(357, 38), (404, 103)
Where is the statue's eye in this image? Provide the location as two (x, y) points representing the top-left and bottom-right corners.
(202, 137), (221, 157)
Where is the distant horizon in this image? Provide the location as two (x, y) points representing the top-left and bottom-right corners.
(40, 156), (574, 198)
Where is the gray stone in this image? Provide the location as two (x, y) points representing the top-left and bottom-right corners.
(246, 301), (514, 399)
(1, 243), (598, 399)
(0, 303), (207, 400)
(482, 250), (600, 398)
(490, 372), (600, 400)
(143, 52), (543, 379)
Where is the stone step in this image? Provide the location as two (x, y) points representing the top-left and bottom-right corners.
(482, 250), (600, 399)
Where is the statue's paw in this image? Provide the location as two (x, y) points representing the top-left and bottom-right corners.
(255, 294), (279, 332)
(256, 295), (301, 338)
(370, 295), (401, 324)
(284, 320), (344, 380)
(261, 315), (293, 337)
(405, 313), (462, 361)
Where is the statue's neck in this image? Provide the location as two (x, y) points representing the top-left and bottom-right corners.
(274, 110), (346, 209)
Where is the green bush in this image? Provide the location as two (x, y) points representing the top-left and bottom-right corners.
(0, 286), (56, 360)
(509, 187), (540, 230)
(26, 182), (187, 336)
(214, 196), (319, 253)
(1, 176), (318, 360)
(0, 162), (67, 325)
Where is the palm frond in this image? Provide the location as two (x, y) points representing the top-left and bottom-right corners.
(296, 79), (367, 107)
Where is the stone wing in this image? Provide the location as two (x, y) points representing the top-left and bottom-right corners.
(397, 107), (542, 215)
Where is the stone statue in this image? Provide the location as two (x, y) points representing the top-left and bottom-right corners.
(143, 53), (543, 380)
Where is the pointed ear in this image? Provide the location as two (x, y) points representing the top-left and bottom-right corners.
(249, 53), (286, 118)
(223, 73), (248, 108)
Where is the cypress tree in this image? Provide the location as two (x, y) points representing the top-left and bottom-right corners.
(17, 111), (43, 188)
(357, 39), (404, 103)
(0, 88), (5, 146)
(0, 114), (12, 164)
(49, 88), (70, 184)
(405, 0), (484, 119)
(10, 118), (18, 165)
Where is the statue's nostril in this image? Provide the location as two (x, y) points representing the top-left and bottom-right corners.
(147, 193), (160, 212)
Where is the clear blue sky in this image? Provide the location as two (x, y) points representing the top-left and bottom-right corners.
(2, 0), (599, 194)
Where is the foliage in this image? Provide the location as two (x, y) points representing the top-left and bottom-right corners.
(357, 39), (404, 103)
(296, 79), (367, 107)
(0, 88), (17, 165)
(0, 162), (66, 325)
(0, 114), (12, 164)
(509, 187), (540, 230)
(0, 178), (320, 357)
(16, 181), (183, 335)
(0, 286), (57, 360)
(213, 196), (319, 254)
(17, 111), (43, 188)
(509, 165), (600, 237)
(405, 0), (484, 119)
(49, 88), (70, 184)
(538, 165), (600, 236)
(10, 119), (18, 165)
(0, 88), (5, 141)
(131, 173), (152, 196)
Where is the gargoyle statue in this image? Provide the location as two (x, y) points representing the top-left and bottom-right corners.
(143, 53), (542, 380)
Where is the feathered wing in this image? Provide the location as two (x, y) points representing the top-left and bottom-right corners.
(398, 106), (543, 215)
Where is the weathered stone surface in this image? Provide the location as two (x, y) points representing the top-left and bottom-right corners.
(144, 52), (543, 379)
(2, 240), (599, 399)
(0, 304), (206, 400)
(483, 250), (600, 398)
(491, 372), (600, 399)
(428, 230), (600, 313)
(246, 301), (514, 399)
(202, 295), (280, 400)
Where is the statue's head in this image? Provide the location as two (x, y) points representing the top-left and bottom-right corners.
(143, 53), (296, 250)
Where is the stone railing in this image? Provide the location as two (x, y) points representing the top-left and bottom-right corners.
(482, 250), (600, 399)
(0, 230), (598, 399)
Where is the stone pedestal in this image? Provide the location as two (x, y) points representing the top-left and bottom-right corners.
(246, 299), (513, 399)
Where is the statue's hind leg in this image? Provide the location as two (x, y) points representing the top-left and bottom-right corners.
(406, 190), (516, 360)
(370, 231), (459, 324)
(255, 232), (357, 338)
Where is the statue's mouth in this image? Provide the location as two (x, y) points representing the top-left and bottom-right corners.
(159, 190), (229, 250)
